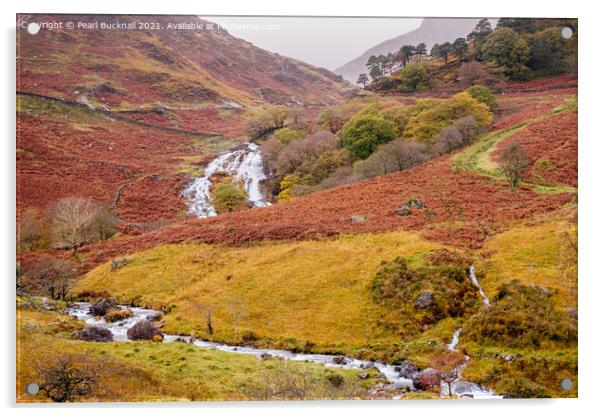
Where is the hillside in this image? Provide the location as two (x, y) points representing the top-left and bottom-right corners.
(17, 14), (354, 108)
(16, 15), (578, 402)
(335, 18), (486, 83)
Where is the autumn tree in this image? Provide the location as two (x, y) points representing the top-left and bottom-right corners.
(339, 111), (398, 160)
(21, 257), (78, 300)
(244, 106), (290, 139)
(499, 141), (531, 191)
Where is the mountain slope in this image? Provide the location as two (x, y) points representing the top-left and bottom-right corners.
(335, 18), (487, 83)
(17, 14), (354, 108)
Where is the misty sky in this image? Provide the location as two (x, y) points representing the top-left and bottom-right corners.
(205, 16), (423, 70)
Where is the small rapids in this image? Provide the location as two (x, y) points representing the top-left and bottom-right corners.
(182, 142), (271, 218)
(66, 302), (413, 390)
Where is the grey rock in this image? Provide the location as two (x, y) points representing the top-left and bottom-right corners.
(332, 356), (348, 365)
(126, 319), (163, 341)
(111, 257), (131, 271)
(350, 215), (367, 223)
(395, 361), (419, 379)
(414, 292), (434, 309)
(360, 362), (375, 369)
(357, 372), (370, 379)
(79, 325), (113, 342)
(89, 298), (117, 316)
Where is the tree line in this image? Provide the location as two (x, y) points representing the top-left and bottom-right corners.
(357, 18), (577, 87)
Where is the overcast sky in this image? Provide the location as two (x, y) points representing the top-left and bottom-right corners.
(205, 16), (423, 70)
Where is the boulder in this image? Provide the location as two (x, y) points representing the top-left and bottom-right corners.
(89, 298), (117, 316)
(111, 257), (131, 271)
(126, 319), (163, 341)
(360, 362), (375, 369)
(414, 292), (434, 309)
(395, 207), (412, 216)
(396, 198), (426, 216)
(146, 312), (163, 322)
(412, 368), (441, 390)
(332, 356), (348, 365)
(357, 372), (370, 379)
(395, 361), (419, 379)
(79, 325), (113, 342)
(350, 215), (367, 224)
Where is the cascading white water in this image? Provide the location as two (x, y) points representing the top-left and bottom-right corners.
(438, 267), (503, 398)
(182, 142), (271, 218)
(469, 265), (490, 306)
(66, 302), (414, 390)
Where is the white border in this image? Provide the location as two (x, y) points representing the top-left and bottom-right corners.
(3, 1), (600, 415)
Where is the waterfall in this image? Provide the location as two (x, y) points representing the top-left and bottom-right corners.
(182, 142), (271, 218)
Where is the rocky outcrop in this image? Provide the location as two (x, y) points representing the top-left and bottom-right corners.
(395, 361), (419, 379)
(111, 257), (131, 271)
(414, 291), (434, 309)
(126, 319), (164, 341)
(89, 298), (117, 316)
(79, 325), (113, 342)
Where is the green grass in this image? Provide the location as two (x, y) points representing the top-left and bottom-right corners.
(452, 96), (577, 194)
(17, 308), (381, 402)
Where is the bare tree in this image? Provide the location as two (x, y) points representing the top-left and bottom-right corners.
(440, 368), (461, 397)
(46, 197), (117, 254)
(37, 355), (98, 402)
(499, 142), (531, 191)
(21, 257), (78, 300)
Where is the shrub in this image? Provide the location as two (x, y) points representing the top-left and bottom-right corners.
(273, 128), (305, 144)
(210, 180), (248, 213)
(105, 308), (134, 323)
(499, 141), (531, 191)
(37, 354), (98, 402)
(380, 105), (412, 135)
(403, 92), (492, 146)
(339, 111), (399, 160)
(277, 174), (301, 201)
(354, 139), (428, 179)
(370, 256), (480, 326)
(244, 106), (290, 139)
(434, 115), (486, 155)
(463, 280), (577, 349)
(467, 85), (497, 112)
(397, 64), (431, 93)
(457, 61), (507, 88)
(315, 99), (380, 134)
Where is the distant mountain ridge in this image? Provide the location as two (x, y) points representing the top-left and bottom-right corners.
(17, 14), (353, 108)
(335, 18), (493, 83)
